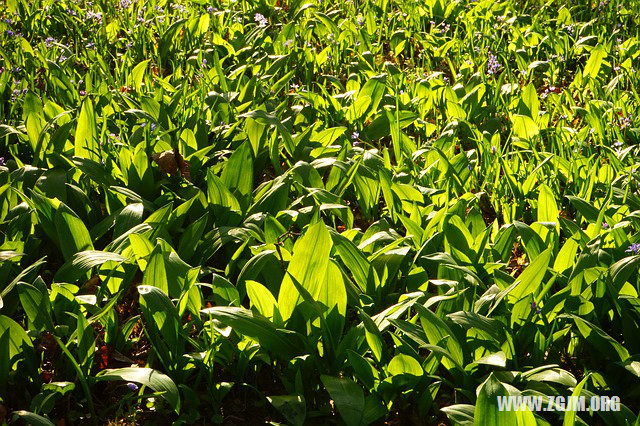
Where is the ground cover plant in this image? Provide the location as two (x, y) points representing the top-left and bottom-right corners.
(1, 0), (640, 424)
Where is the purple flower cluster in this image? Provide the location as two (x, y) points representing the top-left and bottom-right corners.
(255, 13), (268, 27)
(541, 86), (556, 99)
(626, 243), (640, 255)
(486, 53), (501, 75)
(619, 114), (633, 130)
(598, 0), (610, 11)
(86, 10), (102, 24)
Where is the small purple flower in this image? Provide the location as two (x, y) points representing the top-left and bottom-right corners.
(7, 30), (15, 37)
(467, 164), (472, 171)
(626, 243), (640, 255)
(602, 222), (609, 229)
(150, 122), (157, 131)
(284, 39), (293, 48)
(207, 6), (214, 13)
(530, 301), (537, 310)
(351, 130), (359, 140)
(79, 90), (86, 96)
(559, 114), (568, 120)
(357, 16), (364, 26)
(0, 157), (5, 166)
(619, 115), (633, 130)
(120, 0), (132, 9)
(491, 146), (496, 154)
(126, 382), (139, 391)
(86, 42), (95, 49)
(202, 58), (207, 68)
(486, 52), (501, 75)
(255, 13), (268, 27)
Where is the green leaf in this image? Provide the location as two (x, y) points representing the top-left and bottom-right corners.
(96, 367), (180, 413)
(441, 404), (475, 426)
(509, 246), (552, 301)
(11, 411), (55, 426)
(474, 373), (517, 426)
(0, 315), (34, 362)
(130, 60), (150, 91)
(246, 280), (279, 322)
(321, 375), (365, 426)
(18, 281), (54, 332)
(311, 127), (346, 146)
(563, 374), (591, 426)
(414, 304), (464, 370)
(138, 285), (182, 369)
(511, 114), (539, 140)
(54, 204), (94, 260)
(267, 395), (306, 426)
(278, 222), (332, 321)
(387, 354), (423, 376)
(74, 98), (99, 161)
(537, 184), (558, 228)
(55, 250), (128, 282)
(201, 306), (304, 359)
(221, 141), (254, 206)
(583, 45), (607, 79)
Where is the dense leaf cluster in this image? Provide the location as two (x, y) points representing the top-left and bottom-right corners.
(1, 0), (640, 424)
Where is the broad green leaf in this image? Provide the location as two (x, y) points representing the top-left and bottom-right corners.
(0, 315), (34, 362)
(11, 411), (55, 426)
(55, 250), (128, 282)
(278, 222), (332, 321)
(321, 375), (365, 426)
(415, 304), (464, 370)
(201, 306), (304, 359)
(221, 141), (253, 206)
(54, 204), (94, 260)
(130, 60), (150, 91)
(387, 354), (423, 376)
(563, 374), (591, 426)
(96, 367), (180, 413)
(74, 98), (99, 161)
(583, 45), (607, 79)
(509, 246), (552, 301)
(246, 280), (279, 321)
(537, 184), (558, 228)
(511, 114), (539, 140)
(474, 374), (517, 426)
(267, 395), (306, 426)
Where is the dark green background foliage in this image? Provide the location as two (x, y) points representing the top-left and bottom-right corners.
(1, 0), (640, 424)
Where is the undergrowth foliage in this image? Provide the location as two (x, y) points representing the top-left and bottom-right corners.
(1, 0), (640, 424)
